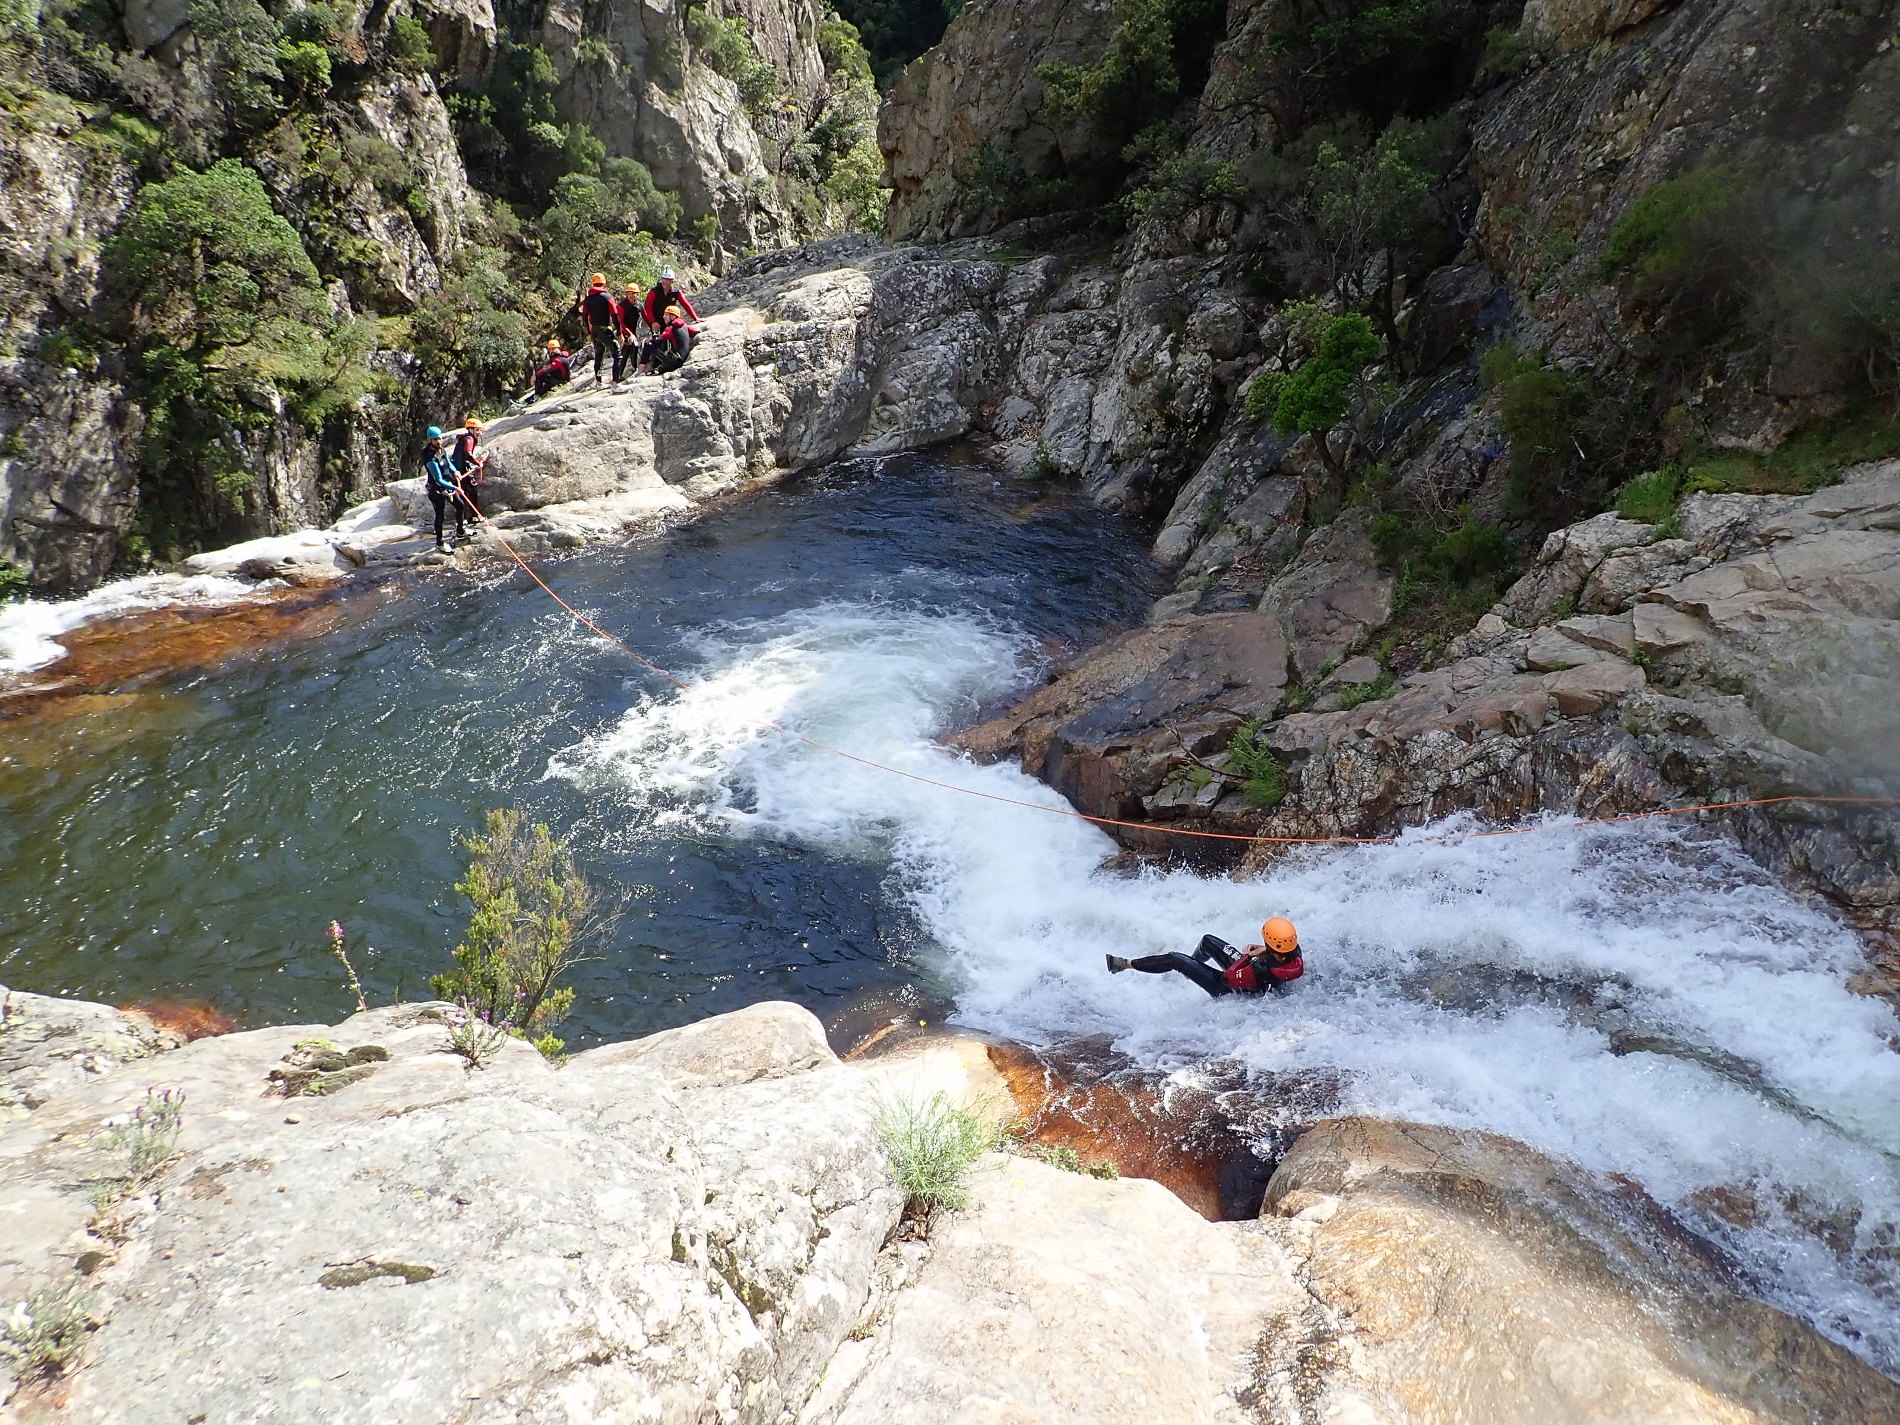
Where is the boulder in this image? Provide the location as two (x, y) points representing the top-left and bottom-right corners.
(949, 611), (1290, 821)
(813, 1157), (1306, 1425)
(1258, 509), (1397, 682)
(2, 1001), (905, 1424)
(1264, 1119), (1900, 1425)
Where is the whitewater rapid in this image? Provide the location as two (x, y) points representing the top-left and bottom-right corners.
(553, 599), (1900, 1366)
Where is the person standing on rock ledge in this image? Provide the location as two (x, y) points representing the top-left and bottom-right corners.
(1108, 919), (1304, 998)
(577, 273), (623, 384)
(420, 427), (465, 553)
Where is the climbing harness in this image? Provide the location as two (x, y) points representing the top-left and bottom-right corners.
(453, 490), (1897, 849)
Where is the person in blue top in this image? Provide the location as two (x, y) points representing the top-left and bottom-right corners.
(421, 427), (464, 552)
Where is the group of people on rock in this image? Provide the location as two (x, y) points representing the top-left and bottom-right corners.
(533, 267), (701, 398)
(419, 417), (487, 553)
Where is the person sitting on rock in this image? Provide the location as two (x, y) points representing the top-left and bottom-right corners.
(577, 272), (623, 383)
(636, 305), (697, 376)
(421, 427), (464, 553)
(642, 266), (700, 331)
(532, 340), (572, 398)
(1107, 919), (1304, 999)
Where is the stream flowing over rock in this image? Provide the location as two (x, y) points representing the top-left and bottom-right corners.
(4, 988), (1895, 1423)
(955, 463), (1900, 968)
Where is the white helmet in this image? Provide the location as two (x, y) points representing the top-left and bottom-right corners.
(660, 266), (677, 282)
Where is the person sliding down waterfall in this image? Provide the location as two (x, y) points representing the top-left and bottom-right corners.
(1107, 918), (1304, 998)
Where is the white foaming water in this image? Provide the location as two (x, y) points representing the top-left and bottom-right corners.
(0, 572), (260, 674)
(558, 601), (1900, 1364)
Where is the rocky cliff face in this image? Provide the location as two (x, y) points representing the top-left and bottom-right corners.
(0, 0), (858, 594)
(3, 987), (1893, 1422)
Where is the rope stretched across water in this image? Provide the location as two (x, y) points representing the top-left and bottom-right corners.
(453, 476), (1896, 848)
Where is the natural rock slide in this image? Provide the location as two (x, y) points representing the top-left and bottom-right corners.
(5, 986), (1897, 1423)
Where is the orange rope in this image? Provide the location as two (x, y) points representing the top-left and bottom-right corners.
(455, 477), (1897, 848)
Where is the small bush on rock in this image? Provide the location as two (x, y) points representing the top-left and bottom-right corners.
(431, 809), (596, 1059)
(875, 1093), (999, 1216)
(0, 1281), (93, 1381)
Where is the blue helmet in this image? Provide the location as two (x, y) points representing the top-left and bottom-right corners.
(425, 426), (443, 439)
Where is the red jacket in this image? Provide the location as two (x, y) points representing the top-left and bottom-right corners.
(643, 283), (699, 328)
(1223, 949), (1303, 992)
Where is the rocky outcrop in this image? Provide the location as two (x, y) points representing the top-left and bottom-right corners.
(1264, 1118), (1900, 1425)
(6, 989), (1895, 1421)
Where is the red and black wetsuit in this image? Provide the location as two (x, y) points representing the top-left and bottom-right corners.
(533, 349), (571, 396)
(642, 283), (699, 329)
(580, 286), (621, 378)
(1129, 935), (1302, 999)
(642, 316), (696, 374)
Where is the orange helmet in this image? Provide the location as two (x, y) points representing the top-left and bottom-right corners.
(1261, 918), (1299, 956)
(464, 417), (481, 430)
(589, 272), (606, 287)
(546, 339), (561, 351)
(626, 282), (639, 293)
(664, 304), (682, 321)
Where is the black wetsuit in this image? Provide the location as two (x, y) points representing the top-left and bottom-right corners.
(641, 319), (695, 374)
(580, 289), (620, 378)
(1129, 935), (1291, 999)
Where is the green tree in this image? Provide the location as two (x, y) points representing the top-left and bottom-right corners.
(430, 809), (596, 1058)
(107, 160), (376, 530)
(1245, 313), (1381, 474)
(1259, 116), (1456, 362)
(386, 13), (435, 72)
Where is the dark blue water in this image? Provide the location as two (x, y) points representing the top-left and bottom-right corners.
(0, 453), (1165, 1043)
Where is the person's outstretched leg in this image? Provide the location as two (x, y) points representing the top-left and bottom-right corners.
(1126, 952), (1230, 998)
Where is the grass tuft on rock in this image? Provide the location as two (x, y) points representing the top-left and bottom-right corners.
(875, 1093), (999, 1216)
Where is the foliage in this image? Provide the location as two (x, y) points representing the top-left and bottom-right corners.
(386, 13), (434, 72)
(1251, 115), (1458, 348)
(187, 0), (288, 136)
(328, 919), (368, 1012)
(1678, 406), (1900, 497)
(1333, 668), (1397, 708)
(1493, 362), (1644, 525)
(1037, 0), (1223, 145)
(1475, 23), (1533, 87)
(685, 4), (780, 117)
(0, 560), (27, 602)
(1615, 467), (1681, 524)
(875, 1093), (999, 1216)
(411, 251), (554, 381)
(443, 999), (512, 1067)
(1122, 137), (1243, 226)
(830, 0), (959, 85)
(689, 211), (721, 261)
(0, 1281), (92, 1381)
(1025, 440), (1059, 480)
(107, 160), (377, 531)
(274, 37), (330, 96)
(1022, 1142), (1120, 1178)
(430, 808), (595, 1059)
(100, 1086), (186, 1179)
(1246, 313), (1380, 472)
(1597, 166), (1745, 296)
(1224, 720), (1286, 807)
(1266, 0), (1482, 127)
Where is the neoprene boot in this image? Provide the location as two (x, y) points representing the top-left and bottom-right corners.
(1106, 955), (1130, 973)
